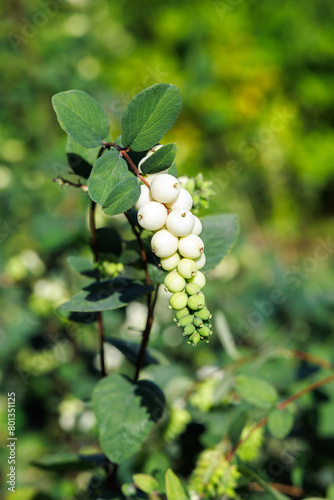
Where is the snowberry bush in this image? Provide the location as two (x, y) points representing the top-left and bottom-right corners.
(47, 84), (241, 498)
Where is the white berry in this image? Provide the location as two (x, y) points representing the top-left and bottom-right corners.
(178, 234), (204, 259)
(160, 252), (180, 271)
(150, 174), (180, 203)
(188, 270), (206, 289)
(135, 184), (153, 210)
(177, 258), (197, 279)
(194, 253), (206, 270)
(166, 209), (195, 237)
(192, 216), (202, 235)
(164, 270), (186, 293)
(166, 188), (193, 211)
(151, 229), (179, 258)
(137, 202), (167, 231)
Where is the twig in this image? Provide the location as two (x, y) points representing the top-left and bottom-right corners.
(226, 373), (334, 461)
(101, 141), (150, 188)
(53, 176), (88, 192)
(134, 285), (160, 382)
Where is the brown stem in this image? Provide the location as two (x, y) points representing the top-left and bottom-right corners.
(226, 373), (334, 461)
(134, 285), (159, 382)
(90, 199), (106, 378)
(101, 141), (150, 188)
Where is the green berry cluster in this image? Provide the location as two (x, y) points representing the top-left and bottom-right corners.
(178, 173), (215, 213)
(167, 274), (213, 345)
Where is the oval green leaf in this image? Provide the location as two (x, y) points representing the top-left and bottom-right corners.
(122, 84), (182, 151)
(52, 90), (110, 148)
(267, 408), (294, 439)
(92, 374), (165, 463)
(87, 149), (128, 205)
(165, 469), (190, 500)
(235, 375), (278, 409)
(140, 144), (177, 174)
(133, 474), (160, 494)
(201, 214), (239, 273)
(102, 176), (140, 216)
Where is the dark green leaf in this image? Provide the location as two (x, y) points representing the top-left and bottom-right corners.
(140, 144), (177, 174)
(105, 337), (159, 367)
(201, 214), (239, 273)
(68, 256), (99, 278)
(66, 153), (93, 178)
(92, 374), (165, 463)
(32, 453), (106, 472)
(60, 278), (153, 312)
(87, 150), (128, 206)
(122, 84), (182, 151)
(66, 136), (100, 166)
(235, 375), (278, 409)
(165, 469), (190, 500)
(52, 90), (109, 148)
(228, 410), (248, 446)
(96, 228), (122, 256)
(148, 263), (167, 284)
(168, 162), (178, 177)
(267, 408), (294, 439)
(102, 177), (140, 216)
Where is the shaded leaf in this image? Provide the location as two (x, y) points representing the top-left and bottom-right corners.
(60, 278), (153, 312)
(102, 177), (141, 216)
(141, 144), (177, 174)
(52, 90), (109, 148)
(267, 408), (294, 439)
(228, 410), (248, 446)
(66, 136), (100, 166)
(92, 374), (165, 463)
(201, 214), (239, 273)
(105, 337), (159, 367)
(32, 453), (106, 472)
(122, 84), (182, 151)
(235, 375), (278, 409)
(168, 162), (178, 177)
(87, 150), (128, 205)
(165, 469), (190, 500)
(66, 153), (93, 178)
(96, 228), (122, 256)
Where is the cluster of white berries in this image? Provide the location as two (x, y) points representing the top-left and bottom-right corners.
(135, 148), (212, 345)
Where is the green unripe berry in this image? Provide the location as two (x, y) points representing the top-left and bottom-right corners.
(169, 292), (188, 310)
(193, 317), (204, 328)
(175, 307), (189, 319)
(177, 258), (197, 279)
(198, 325), (211, 337)
(178, 314), (194, 327)
(194, 307), (211, 320)
(184, 323), (196, 336)
(187, 294), (204, 311)
(188, 270), (206, 289)
(160, 252), (180, 271)
(188, 331), (201, 346)
(164, 270), (186, 293)
(185, 283), (201, 296)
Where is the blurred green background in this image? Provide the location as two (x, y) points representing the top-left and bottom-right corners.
(1, 0), (334, 498)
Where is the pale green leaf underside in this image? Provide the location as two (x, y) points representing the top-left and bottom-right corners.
(201, 214), (239, 273)
(87, 149), (128, 205)
(236, 375), (278, 409)
(140, 143), (177, 174)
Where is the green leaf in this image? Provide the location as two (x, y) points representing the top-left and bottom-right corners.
(201, 214), (239, 273)
(235, 375), (278, 409)
(92, 374), (165, 463)
(68, 256), (99, 278)
(87, 150), (129, 206)
(148, 263), (167, 284)
(66, 136), (100, 178)
(239, 464), (290, 500)
(105, 337), (159, 368)
(165, 469), (190, 500)
(228, 410), (248, 446)
(267, 408), (294, 439)
(102, 177), (141, 216)
(168, 162), (178, 177)
(140, 144), (177, 174)
(133, 474), (160, 494)
(60, 278), (153, 312)
(122, 84), (182, 151)
(31, 453), (106, 472)
(52, 90), (110, 148)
